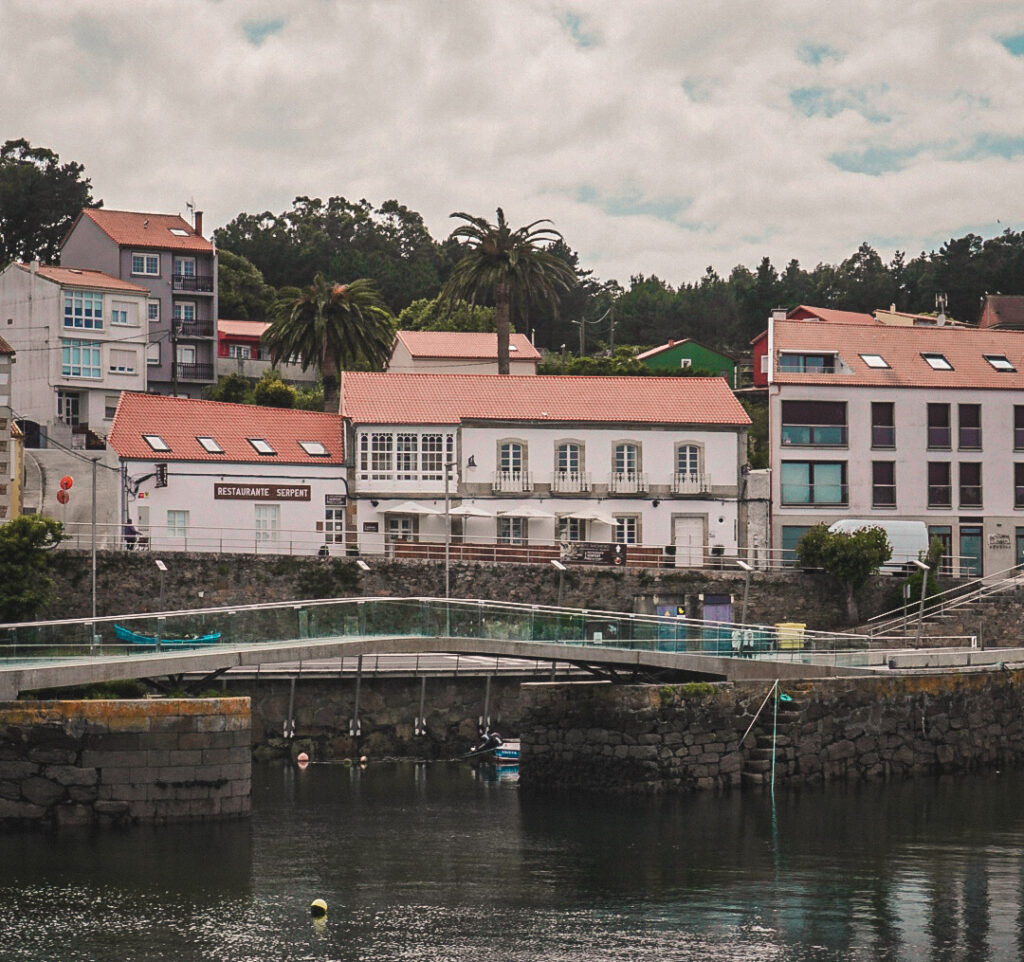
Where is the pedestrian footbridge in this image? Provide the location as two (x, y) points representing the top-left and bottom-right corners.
(0, 597), (995, 700)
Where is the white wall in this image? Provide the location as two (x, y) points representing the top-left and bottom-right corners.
(387, 342), (536, 375)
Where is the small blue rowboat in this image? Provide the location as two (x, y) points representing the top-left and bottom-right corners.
(115, 624), (221, 647)
(493, 740), (520, 764)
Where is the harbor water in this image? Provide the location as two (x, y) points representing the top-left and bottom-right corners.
(3, 760), (1024, 960)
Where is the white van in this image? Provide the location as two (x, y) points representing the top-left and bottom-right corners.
(827, 520), (929, 571)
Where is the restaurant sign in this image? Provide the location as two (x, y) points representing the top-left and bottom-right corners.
(561, 541), (626, 566)
(214, 484), (311, 501)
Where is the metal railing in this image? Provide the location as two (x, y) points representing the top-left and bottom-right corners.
(172, 273), (215, 293)
(173, 361), (214, 381)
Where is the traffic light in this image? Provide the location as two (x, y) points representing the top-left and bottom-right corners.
(155, 463), (168, 488)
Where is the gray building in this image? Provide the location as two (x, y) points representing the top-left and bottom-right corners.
(60, 208), (218, 398)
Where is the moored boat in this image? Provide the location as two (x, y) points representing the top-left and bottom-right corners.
(114, 624), (221, 647)
(493, 739), (520, 764)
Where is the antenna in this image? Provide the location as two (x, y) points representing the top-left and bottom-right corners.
(186, 197), (196, 226)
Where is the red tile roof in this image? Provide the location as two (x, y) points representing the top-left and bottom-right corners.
(70, 209), (213, 252)
(109, 393), (343, 463)
(16, 263), (150, 294)
(0, 334), (13, 355)
(979, 295), (1024, 330)
(341, 373), (750, 426)
(787, 305), (878, 325)
(636, 338), (735, 361)
(393, 331), (541, 361)
(773, 320), (1024, 389)
(219, 319), (270, 338)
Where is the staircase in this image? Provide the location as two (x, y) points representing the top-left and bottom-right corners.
(741, 686), (805, 787)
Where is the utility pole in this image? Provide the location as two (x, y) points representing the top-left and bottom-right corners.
(171, 315), (179, 396)
(608, 300), (616, 354)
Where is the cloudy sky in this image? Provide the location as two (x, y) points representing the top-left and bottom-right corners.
(4, 0), (1024, 286)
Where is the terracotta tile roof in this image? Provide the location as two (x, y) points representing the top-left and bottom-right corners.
(109, 393), (343, 463)
(787, 305), (878, 325)
(219, 319), (270, 338)
(0, 334), (13, 354)
(70, 209), (213, 252)
(15, 263), (150, 294)
(636, 338), (735, 361)
(979, 295), (1024, 330)
(393, 331), (541, 361)
(341, 373), (750, 426)
(773, 319), (1024, 389)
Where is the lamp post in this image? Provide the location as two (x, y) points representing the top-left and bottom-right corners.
(736, 559), (753, 624)
(912, 559), (929, 648)
(551, 559), (567, 607)
(444, 459), (457, 598)
(155, 559), (167, 611)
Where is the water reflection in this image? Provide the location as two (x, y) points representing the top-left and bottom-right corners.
(3, 763), (1024, 959)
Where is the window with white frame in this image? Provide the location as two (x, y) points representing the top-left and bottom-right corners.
(358, 430), (454, 482)
(146, 342), (160, 366)
(614, 442), (639, 476)
(557, 442), (580, 475)
(500, 441), (524, 475)
(61, 339), (102, 378)
(228, 344), (251, 359)
(110, 301), (136, 326)
(63, 291), (103, 330)
(173, 256), (196, 277)
(497, 515), (526, 545)
(148, 302), (160, 324)
(108, 349), (137, 374)
(615, 516), (639, 544)
(132, 253), (160, 276)
(174, 301), (196, 322)
(167, 510), (189, 538)
(420, 433), (452, 479)
(557, 516), (586, 542)
(324, 506), (344, 544)
(371, 432), (393, 478)
(676, 444), (701, 477)
(176, 344), (196, 365)
(104, 395), (119, 420)
(396, 433), (418, 479)
(255, 504), (280, 542)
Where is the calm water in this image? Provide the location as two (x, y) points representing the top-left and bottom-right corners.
(3, 762), (1024, 961)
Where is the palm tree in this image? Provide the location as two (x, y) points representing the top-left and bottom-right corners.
(442, 209), (576, 374)
(263, 273), (393, 412)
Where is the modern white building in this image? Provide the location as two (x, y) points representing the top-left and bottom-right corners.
(341, 372), (750, 565)
(769, 317), (1024, 575)
(108, 393), (346, 554)
(0, 263), (150, 445)
(386, 331), (541, 375)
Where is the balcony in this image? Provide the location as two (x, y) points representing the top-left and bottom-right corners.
(608, 471), (648, 494)
(172, 273), (215, 293)
(176, 319), (215, 338)
(174, 362), (214, 382)
(492, 470), (533, 493)
(672, 472), (709, 495)
(551, 470), (591, 493)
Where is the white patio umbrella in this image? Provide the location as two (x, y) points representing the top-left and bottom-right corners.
(496, 506), (555, 519)
(381, 501), (442, 516)
(449, 504), (494, 518)
(563, 509), (617, 526)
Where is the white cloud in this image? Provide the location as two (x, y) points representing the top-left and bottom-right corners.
(3, 0), (1024, 286)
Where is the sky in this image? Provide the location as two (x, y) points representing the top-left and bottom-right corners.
(4, 0), (1024, 288)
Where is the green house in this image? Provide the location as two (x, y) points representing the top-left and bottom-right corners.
(636, 338), (737, 386)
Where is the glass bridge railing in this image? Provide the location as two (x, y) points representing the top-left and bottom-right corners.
(0, 597), (897, 669)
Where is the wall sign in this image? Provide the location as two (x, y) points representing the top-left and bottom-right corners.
(561, 542), (626, 566)
(214, 484), (311, 501)
(325, 494), (347, 506)
(989, 533), (1011, 550)
(362, 521), (379, 533)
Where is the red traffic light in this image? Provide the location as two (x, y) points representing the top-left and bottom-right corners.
(57, 489), (70, 504)
(60, 475), (73, 490)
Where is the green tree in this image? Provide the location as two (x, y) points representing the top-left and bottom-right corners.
(0, 139), (99, 267)
(442, 208), (576, 374)
(795, 523), (892, 623)
(740, 399), (768, 469)
(218, 249), (277, 321)
(205, 373), (253, 404)
(264, 273), (393, 412)
(0, 515), (64, 622)
(294, 384), (324, 411)
(252, 370), (296, 408)
(396, 294), (496, 332)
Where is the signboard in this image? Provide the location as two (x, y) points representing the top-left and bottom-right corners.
(214, 484), (310, 501)
(989, 533), (1011, 550)
(325, 494), (347, 507)
(561, 541), (626, 566)
(362, 521), (379, 533)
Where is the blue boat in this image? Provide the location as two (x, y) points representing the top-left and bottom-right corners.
(115, 624), (221, 647)
(493, 739), (520, 764)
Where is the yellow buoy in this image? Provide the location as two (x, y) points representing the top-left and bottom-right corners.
(310, 898), (327, 918)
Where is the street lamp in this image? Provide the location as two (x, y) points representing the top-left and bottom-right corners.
(551, 559), (567, 607)
(444, 458), (457, 598)
(736, 559), (753, 624)
(912, 559), (929, 648)
(154, 559), (168, 611)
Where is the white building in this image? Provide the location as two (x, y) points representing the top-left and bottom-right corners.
(770, 316), (1024, 576)
(386, 331), (541, 375)
(109, 393), (346, 554)
(341, 372), (750, 565)
(0, 263), (150, 445)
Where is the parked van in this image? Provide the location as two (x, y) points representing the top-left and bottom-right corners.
(827, 520), (929, 571)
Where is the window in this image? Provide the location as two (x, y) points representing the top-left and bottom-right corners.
(108, 349), (137, 374)
(57, 390), (80, 427)
(61, 339), (102, 378)
(176, 344), (196, 365)
(1016, 465), (1024, 508)
(148, 302), (160, 323)
(500, 441), (524, 475)
(132, 253), (160, 276)
(167, 510), (188, 538)
(173, 257), (196, 277)
(248, 438), (276, 456)
(169, 228), (190, 237)
(557, 516), (586, 542)
(370, 432), (393, 478)
(63, 291), (103, 330)
(557, 442), (581, 475)
(922, 352), (953, 370)
(143, 434), (170, 452)
(395, 433), (418, 479)
(872, 461), (896, 507)
(958, 404), (981, 449)
(927, 404), (951, 449)
(677, 444), (700, 476)
(778, 352), (837, 373)
(173, 301), (196, 322)
(614, 442), (639, 475)
(497, 516), (526, 545)
(146, 342), (160, 366)
(104, 395), (119, 420)
(229, 343), (252, 359)
(110, 301), (135, 326)
(780, 461), (847, 505)
(299, 440), (329, 457)
(420, 433), (453, 480)
(1017, 407), (1024, 450)
(197, 436), (224, 454)
(985, 354), (1016, 371)
(323, 507), (345, 545)
(386, 516), (417, 542)
(680, 357), (692, 369)
(871, 402), (895, 448)
(959, 462), (982, 507)
(780, 400), (847, 446)
(928, 526), (952, 575)
(358, 431), (453, 482)
(781, 525), (812, 566)
(927, 462), (951, 507)
(859, 353), (890, 369)
(255, 504), (279, 543)
(615, 516), (639, 544)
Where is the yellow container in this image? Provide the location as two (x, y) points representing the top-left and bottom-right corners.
(775, 622), (806, 650)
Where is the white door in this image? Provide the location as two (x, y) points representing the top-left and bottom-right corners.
(673, 517), (704, 568)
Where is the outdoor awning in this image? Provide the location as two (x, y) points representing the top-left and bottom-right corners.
(380, 501), (442, 516)
(449, 504), (494, 518)
(562, 509), (617, 525)
(496, 507), (555, 519)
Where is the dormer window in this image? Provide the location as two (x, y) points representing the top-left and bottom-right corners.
(143, 434), (170, 452)
(248, 438), (276, 455)
(299, 441), (329, 457)
(984, 354), (1016, 371)
(778, 352), (837, 374)
(197, 436), (224, 454)
(859, 353), (889, 369)
(922, 352), (953, 370)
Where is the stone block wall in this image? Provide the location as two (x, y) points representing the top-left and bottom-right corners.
(520, 671), (1024, 794)
(0, 698), (251, 829)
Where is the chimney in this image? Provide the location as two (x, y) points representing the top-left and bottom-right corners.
(771, 308), (787, 321)
(194, 211), (203, 237)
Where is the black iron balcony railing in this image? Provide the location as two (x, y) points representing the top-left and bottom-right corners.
(175, 319), (215, 338)
(174, 362), (214, 381)
(172, 273), (215, 293)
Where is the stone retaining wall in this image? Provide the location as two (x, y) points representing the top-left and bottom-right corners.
(519, 671), (1024, 794)
(0, 698), (251, 829)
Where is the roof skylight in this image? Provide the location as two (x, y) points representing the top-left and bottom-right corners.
(142, 434), (170, 452)
(984, 354), (1016, 372)
(299, 441), (329, 456)
(196, 436), (224, 454)
(248, 438), (276, 455)
(921, 352), (953, 370)
(859, 353), (890, 369)
(168, 228), (190, 236)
